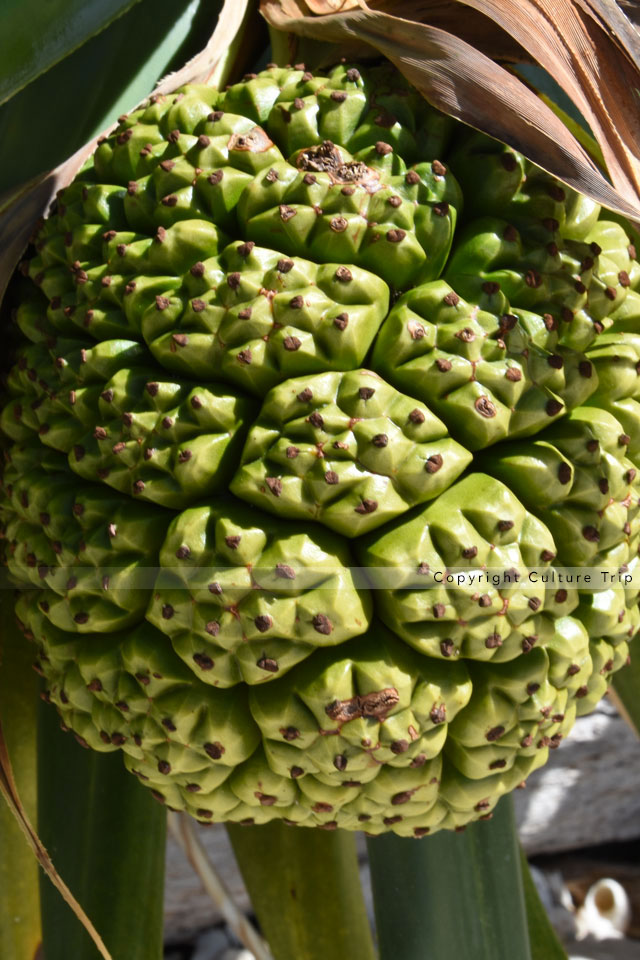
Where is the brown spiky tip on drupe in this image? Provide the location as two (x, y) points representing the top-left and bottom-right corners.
(335, 267), (352, 282)
(475, 396), (497, 418)
(545, 399), (563, 417)
(257, 656), (279, 673)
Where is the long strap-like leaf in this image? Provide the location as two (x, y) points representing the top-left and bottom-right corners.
(0, 593), (42, 960)
(227, 822), (376, 960)
(448, 0), (640, 202)
(0, 0), (141, 104)
(611, 659), (640, 738)
(0, 0), (257, 302)
(0, 0), (228, 197)
(367, 796), (532, 960)
(37, 700), (167, 960)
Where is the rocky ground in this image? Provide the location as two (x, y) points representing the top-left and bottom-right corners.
(162, 694), (640, 959)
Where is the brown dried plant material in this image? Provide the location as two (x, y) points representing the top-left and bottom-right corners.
(305, 0), (363, 11)
(454, 1), (640, 203)
(261, 0), (640, 221)
(372, 0), (532, 61)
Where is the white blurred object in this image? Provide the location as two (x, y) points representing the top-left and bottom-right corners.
(574, 878), (631, 941)
(217, 951), (256, 960)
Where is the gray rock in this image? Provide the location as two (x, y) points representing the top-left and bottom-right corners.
(514, 697), (640, 856)
(191, 927), (231, 960)
(569, 940), (640, 960)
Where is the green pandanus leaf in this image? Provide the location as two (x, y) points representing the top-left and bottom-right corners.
(367, 795), (532, 960)
(0, 591), (42, 960)
(37, 701), (167, 960)
(0, 0), (142, 104)
(0, 0), (257, 302)
(227, 822), (376, 960)
(0, 0), (225, 196)
(612, 658), (640, 737)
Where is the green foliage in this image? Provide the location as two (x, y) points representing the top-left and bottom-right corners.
(37, 701), (167, 960)
(0, 593), (42, 960)
(367, 797), (532, 960)
(0, 0), (142, 103)
(0, 0), (222, 194)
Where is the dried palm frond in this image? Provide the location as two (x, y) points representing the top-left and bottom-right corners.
(261, 0), (640, 219)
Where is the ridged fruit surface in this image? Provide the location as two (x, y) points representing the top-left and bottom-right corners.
(2, 61), (638, 837)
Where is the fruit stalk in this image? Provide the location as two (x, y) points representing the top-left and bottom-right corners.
(228, 820), (376, 960)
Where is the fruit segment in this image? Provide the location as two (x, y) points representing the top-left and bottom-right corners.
(231, 369), (472, 534)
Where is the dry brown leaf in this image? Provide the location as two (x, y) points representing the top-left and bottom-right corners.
(261, 2), (640, 219)
(263, 0), (314, 18)
(578, 0), (640, 46)
(449, 1), (640, 202)
(305, 0), (363, 11)
(618, 0), (640, 28)
(0, 719), (113, 960)
(368, 0), (532, 62)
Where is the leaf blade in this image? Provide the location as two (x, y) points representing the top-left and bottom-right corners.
(0, 0), (226, 197)
(611, 659), (640, 737)
(0, 592), (42, 960)
(441, 0), (640, 201)
(0, 0), (142, 105)
(520, 848), (568, 960)
(37, 700), (166, 960)
(367, 796), (532, 960)
(0, 722), (112, 960)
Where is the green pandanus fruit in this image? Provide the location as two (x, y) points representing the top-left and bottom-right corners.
(2, 60), (637, 837)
